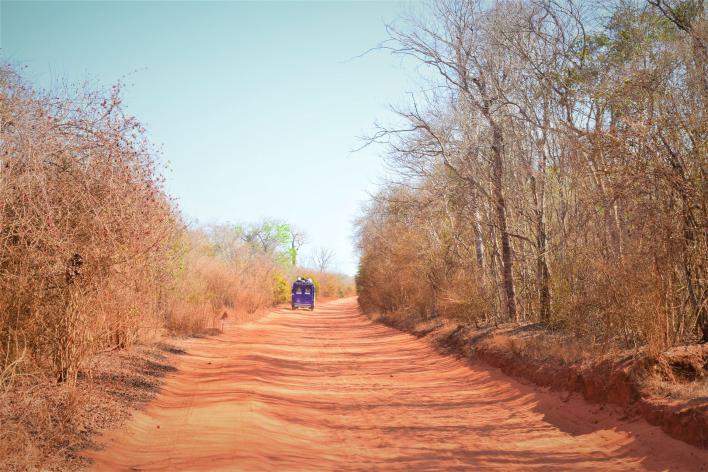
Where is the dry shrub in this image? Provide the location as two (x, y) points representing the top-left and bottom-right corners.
(163, 230), (285, 335)
(356, 208), (436, 317)
(0, 66), (176, 383)
(550, 246), (698, 352)
(439, 268), (495, 326)
(298, 271), (355, 300)
(0, 65), (289, 383)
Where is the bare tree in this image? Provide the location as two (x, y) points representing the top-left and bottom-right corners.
(236, 220), (288, 255)
(312, 247), (336, 273)
(356, 0), (707, 348)
(368, 0), (519, 319)
(288, 227), (307, 266)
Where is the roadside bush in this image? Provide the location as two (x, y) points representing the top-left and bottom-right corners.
(295, 270), (355, 300)
(0, 65), (304, 385)
(0, 66), (176, 383)
(272, 272), (290, 304)
(164, 229), (287, 334)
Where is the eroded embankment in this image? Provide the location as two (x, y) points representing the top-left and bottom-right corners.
(373, 312), (708, 450)
(85, 298), (707, 471)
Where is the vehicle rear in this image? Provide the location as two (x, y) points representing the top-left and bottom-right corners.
(291, 279), (315, 310)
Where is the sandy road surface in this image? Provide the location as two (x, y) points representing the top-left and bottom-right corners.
(86, 298), (708, 471)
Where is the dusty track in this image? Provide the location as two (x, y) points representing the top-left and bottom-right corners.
(86, 298), (708, 470)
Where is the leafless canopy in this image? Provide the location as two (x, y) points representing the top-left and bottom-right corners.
(356, 0), (707, 348)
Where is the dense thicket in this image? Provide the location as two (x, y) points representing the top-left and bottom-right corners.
(356, 0), (706, 350)
(0, 67), (179, 383)
(0, 67), (352, 387)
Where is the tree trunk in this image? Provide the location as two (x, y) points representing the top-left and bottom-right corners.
(473, 206), (485, 271)
(490, 125), (517, 320)
(531, 173), (551, 322)
(534, 120), (552, 323)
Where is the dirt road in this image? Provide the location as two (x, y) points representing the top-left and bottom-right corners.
(86, 298), (707, 471)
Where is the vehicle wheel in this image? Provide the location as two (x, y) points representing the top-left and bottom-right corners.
(310, 305), (315, 311)
(291, 303), (295, 310)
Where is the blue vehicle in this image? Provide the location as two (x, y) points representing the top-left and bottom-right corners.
(291, 277), (315, 311)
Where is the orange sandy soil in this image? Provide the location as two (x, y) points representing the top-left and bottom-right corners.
(85, 298), (708, 471)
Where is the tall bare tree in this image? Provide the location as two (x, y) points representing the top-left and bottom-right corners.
(312, 247), (336, 273)
(357, 0), (707, 347)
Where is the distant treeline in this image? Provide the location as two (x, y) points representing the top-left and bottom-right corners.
(356, 0), (706, 350)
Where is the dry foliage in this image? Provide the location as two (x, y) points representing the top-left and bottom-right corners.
(0, 66), (305, 386)
(0, 343), (179, 471)
(165, 229), (290, 335)
(296, 270), (355, 300)
(356, 0), (707, 352)
(0, 64), (353, 469)
(0, 66), (177, 384)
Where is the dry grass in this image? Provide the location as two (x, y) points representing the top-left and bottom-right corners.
(649, 378), (708, 401)
(488, 330), (600, 367)
(0, 342), (180, 471)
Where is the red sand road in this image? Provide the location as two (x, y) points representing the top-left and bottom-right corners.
(86, 298), (708, 471)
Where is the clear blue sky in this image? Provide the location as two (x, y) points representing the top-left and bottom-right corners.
(1, 1), (416, 275)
